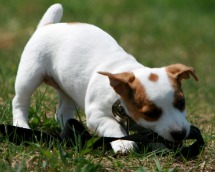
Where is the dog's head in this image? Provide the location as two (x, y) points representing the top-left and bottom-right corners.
(99, 63), (198, 142)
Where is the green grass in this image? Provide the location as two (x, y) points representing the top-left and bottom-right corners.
(0, 0), (215, 171)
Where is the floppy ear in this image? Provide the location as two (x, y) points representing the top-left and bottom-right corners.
(166, 63), (198, 83)
(98, 71), (135, 97)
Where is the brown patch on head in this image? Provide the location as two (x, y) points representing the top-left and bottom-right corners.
(173, 91), (186, 112)
(99, 71), (162, 122)
(165, 63), (198, 112)
(125, 77), (162, 121)
(148, 73), (159, 82)
(166, 72), (186, 112)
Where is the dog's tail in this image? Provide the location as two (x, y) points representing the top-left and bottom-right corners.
(37, 3), (63, 29)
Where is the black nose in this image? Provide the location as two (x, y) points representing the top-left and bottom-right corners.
(170, 129), (187, 141)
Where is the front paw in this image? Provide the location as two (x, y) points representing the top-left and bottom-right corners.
(13, 120), (30, 129)
(110, 140), (138, 154)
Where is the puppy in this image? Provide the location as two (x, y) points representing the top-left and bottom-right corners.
(13, 4), (198, 153)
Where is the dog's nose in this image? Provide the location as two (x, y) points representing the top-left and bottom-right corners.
(170, 129), (187, 141)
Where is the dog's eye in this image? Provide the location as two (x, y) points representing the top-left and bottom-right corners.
(143, 107), (162, 119)
(175, 98), (186, 111)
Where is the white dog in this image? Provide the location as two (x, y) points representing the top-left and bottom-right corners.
(13, 4), (198, 153)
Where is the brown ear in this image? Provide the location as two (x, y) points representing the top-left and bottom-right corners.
(98, 71), (135, 96)
(166, 63), (198, 83)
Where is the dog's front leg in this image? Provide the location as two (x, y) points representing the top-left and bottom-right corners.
(87, 115), (138, 154)
(110, 139), (138, 155)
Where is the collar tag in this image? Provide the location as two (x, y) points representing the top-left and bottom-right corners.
(112, 99), (130, 134)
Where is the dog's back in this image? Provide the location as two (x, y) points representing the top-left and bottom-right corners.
(13, 4), (139, 129)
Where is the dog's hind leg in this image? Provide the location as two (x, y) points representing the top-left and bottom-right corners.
(12, 65), (43, 129)
(55, 91), (77, 128)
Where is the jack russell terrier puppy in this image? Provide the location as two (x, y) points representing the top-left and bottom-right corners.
(13, 4), (198, 153)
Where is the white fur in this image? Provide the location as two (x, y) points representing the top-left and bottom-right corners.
(12, 4), (190, 154)
(37, 4), (63, 28)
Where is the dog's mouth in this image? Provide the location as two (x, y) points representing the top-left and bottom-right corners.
(158, 132), (188, 149)
(161, 135), (187, 149)
(139, 127), (188, 149)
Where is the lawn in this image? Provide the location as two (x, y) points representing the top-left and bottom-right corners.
(0, 0), (215, 171)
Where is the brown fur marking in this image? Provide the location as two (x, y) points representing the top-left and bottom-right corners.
(166, 63), (198, 111)
(44, 76), (60, 90)
(99, 72), (162, 122)
(166, 65), (187, 112)
(122, 77), (162, 122)
(148, 73), (159, 82)
(67, 22), (81, 25)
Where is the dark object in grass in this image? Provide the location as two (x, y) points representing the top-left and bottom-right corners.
(0, 119), (204, 159)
